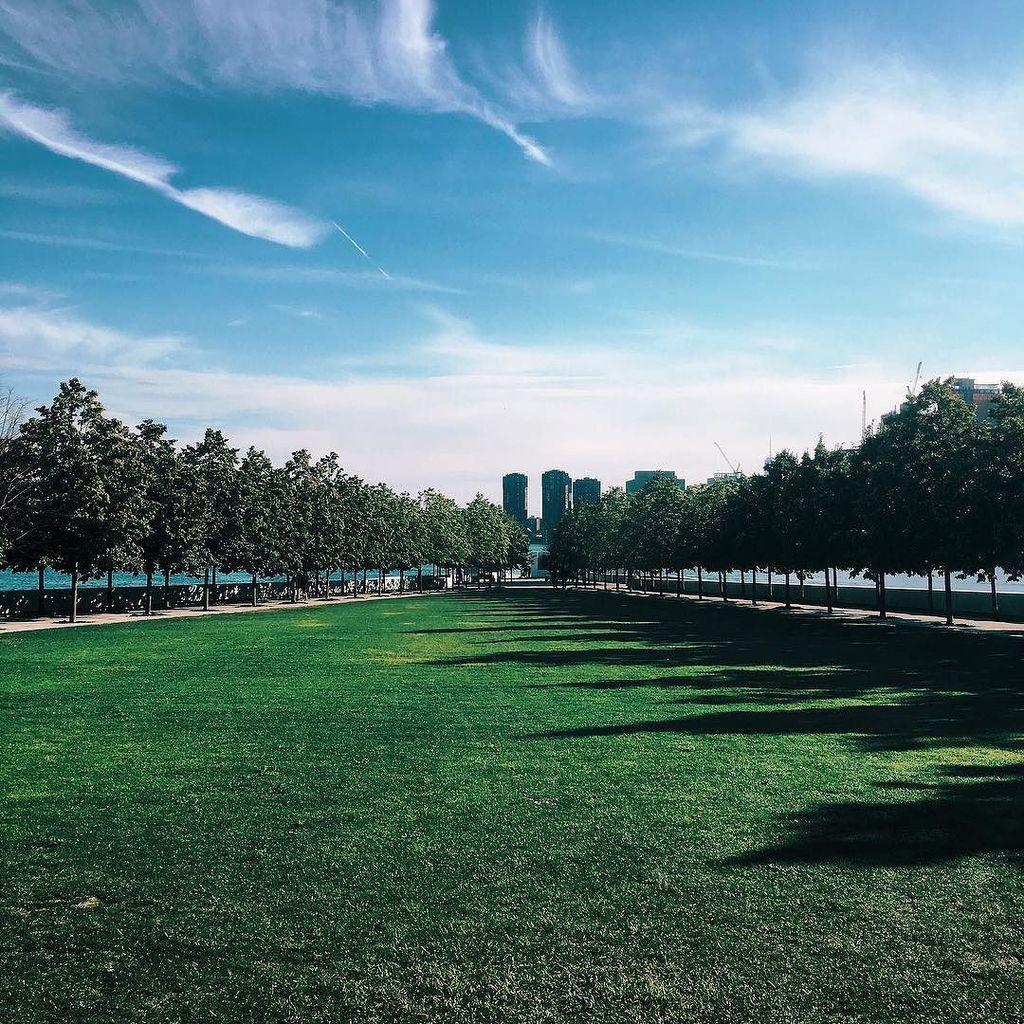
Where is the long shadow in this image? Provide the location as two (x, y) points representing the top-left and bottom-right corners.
(729, 765), (1024, 866)
(526, 688), (1024, 753)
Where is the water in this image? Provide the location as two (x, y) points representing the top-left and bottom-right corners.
(0, 567), (406, 592)
(0, 563), (527, 592)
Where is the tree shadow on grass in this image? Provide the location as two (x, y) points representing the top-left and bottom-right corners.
(445, 590), (1024, 865)
(526, 687), (1024, 754)
(728, 765), (1024, 866)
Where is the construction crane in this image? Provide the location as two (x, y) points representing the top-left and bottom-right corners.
(909, 361), (923, 397)
(714, 442), (740, 474)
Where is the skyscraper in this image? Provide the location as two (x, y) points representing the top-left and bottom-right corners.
(572, 477), (601, 507)
(625, 470), (682, 493)
(541, 469), (572, 543)
(502, 472), (528, 528)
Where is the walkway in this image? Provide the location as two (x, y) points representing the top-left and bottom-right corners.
(0, 589), (441, 636)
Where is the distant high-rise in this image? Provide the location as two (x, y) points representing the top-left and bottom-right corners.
(541, 470), (572, 543)
(953, 378), (999, 422)
(625, 470), (682, 494)
(572, 477), (601, 507)
(502, 472), (528, 528)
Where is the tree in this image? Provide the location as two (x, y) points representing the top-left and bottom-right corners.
(16, 380), (148, 622)
(504, 515), (531, 581)
(180, 429), (239, 610)
(420, 489), (468, 586)
(226, 447), (287, 605)
(134, 420), (203, 615)
(860, 380), (979, 624)
(976, 384), (1024, 615)
(796, 442), (856, 613)
(464, 494), (506, 585)
(0, 382), (27, 561)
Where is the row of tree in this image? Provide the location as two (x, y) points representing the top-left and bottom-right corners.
(548, 379), (1024, 624)
(0, 380), (530, 620)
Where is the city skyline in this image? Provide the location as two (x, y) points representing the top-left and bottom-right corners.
(2, 2), (1023, 500)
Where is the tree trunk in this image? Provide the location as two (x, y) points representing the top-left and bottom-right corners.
(785, 572), (791, 609)
(212, 565), (218, 605)
(69, 566), (79, 623)
(944, 567), (953, 627)
(106, 568), (114, 613)
(145, 568), (154, 616)
(252, 571), (258, 607)
(721, 571), (728, 601)
(799, 574), (806, 602)
(751, 567), (757, 605)
(697, 566), (703, 600)
(417, 566), (423, 592)
(37, 564), (45, 617)
(990, 571), (999, 619)
(203, 566), (210, 610)
(825, 567), (833, 614)
(164, 567), (172, 608)
(878, 572), (887, 620)
(927, 570), (934, 613)
(768, 570), (773, 599)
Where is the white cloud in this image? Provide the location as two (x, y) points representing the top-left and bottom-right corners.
(663, 58), (1024, 228)
(212, 263), (465, 294)
(269, 304), (323, 320)
(0, 302), (942, 500)
(0, 90), (327, 246)
(0, 305), (185, 366)
(583, 230), (811, 270)
(527, 13), (587, 109)
(0, 0), (552, 165)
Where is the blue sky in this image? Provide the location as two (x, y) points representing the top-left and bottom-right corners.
(2, 0), (1024, 507)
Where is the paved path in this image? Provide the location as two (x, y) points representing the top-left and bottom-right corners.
(563, 583), (1024, 636)
(5, 580), (1022, 639)
(0, 590), (442, 636)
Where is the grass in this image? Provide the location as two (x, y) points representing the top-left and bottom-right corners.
(2, 587), (1024, 1022)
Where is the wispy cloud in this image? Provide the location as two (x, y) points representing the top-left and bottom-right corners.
(584, 230), (812, 270)
(270, 304), (323, 320)
(525, 13), (589, 110)
(0, 227), (205, 259)
(7, 301), (1019, 497)
(0, 180), (113, 205)
(212, 263), (465, 295)
(0, 90), (327, 246)
(0, 0), (553, 166)
(661, 57), (1024, 229)
(0, 305), (185, 367)
(0, 281), (60, 303)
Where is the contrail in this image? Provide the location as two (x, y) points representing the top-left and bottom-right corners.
(333, 221), (392, 280)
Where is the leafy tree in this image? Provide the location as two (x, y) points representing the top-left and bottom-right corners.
(0, 382), (28, 561)
(464, 494), (506, 585)
(225, 447), (287, 605)
(180, 429), (239, 610)
(420, 488), (468, 587)
(976, 384), (1024, 615)
(16, 379), (147, 621)
(134, 420), (203, 615)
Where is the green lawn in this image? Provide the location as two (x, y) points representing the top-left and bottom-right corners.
(3, 588), (1024, 1022)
